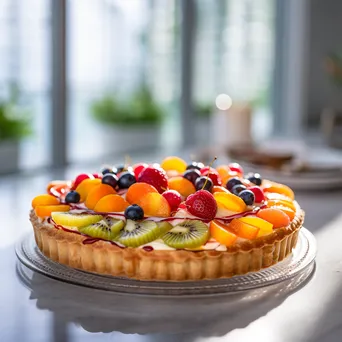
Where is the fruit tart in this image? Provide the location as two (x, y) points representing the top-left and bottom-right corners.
(30, 157), (304, 281)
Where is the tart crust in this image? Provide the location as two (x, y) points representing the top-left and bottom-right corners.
(30, 205), (304, 281)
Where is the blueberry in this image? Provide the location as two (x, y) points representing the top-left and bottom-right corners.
(65, 191), (80, 204)
(102, 174), (118, 189)
(195, 176), (213, 192)
(186, 162), (204, 171)
(124, 204), (144, 220)
(239, 190), (255, 205)
(231, 184), (247, 196)
(247, 173), (262, 186)
(101, 166), (117, 175)
(118, 171), (136, 189)
(226, 177), (242, 191)
(183, 169), (201, 184)
(116, 164), (125, 173)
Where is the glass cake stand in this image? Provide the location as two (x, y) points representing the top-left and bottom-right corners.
(15, 228), (316, 297)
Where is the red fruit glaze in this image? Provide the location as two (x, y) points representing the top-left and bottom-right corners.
(185, 190), (217, 220)
(228, 163), (243, 175)
(137, 166), (168, 193)
(162, 190), (182, 212)
(249, 186), (265, 203)
(72, 173), (94, 189)
(133, 163), (148, 178)
(200, 166), (219, 176)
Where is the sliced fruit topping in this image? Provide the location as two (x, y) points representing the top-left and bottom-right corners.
(183, 169), (201, 184)
(118, 219), (162, 247)
(75, 178), (101, 202)
(94, 194), (129, 212)
(118, 171), (136, 189)
(226, 177), (243, 192)
(139, 192), (171, 217)
(216, 165), (231, 181)
(238, 190), (255, 206)
(228, 218), (259, 239)
(212, 186), (229, 193)
(186, 161), (204, 171)
(265, 192), (293, 201)
(79, 219), (123, 241)
(47, 180), (71, 194)
(101, 173), (118, 189)
(162, 220), (209, 249)
(228, 162), (243, 175)
(213, 192), (246, 213)
(85, 184), (116, 210)
(72, 173), (94, 190)
(270, 205), (295, 221)
(105, 216), (125, 236)
(248, 186), (265, 203)
(257, 208), (291, 228)
(186, 190), (217, 220)
(35, 205), (70, 218)
(209, 220), (238, 246)
(51, 212), (103, 227)
(137, 166), (168, 193)
(32, 194), (60, 209)
(65, 191), (81, 204)
(168, 176), (196, 198)
(266, 199), (296, 212)
(195, 176), (214, 192)
(238, 217), (273, 237)
(124, 204), (145, 221)
(162, 190), (182, 212)
(125, 182), (158, 205)
(160, 156), (187, 173)
(246, 172), (262, 186)
(133, 163), (148, 178)
(262, 180), (295, 200)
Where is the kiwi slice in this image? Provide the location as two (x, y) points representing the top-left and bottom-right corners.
(51, 212), (103, 227)
(162, 220), (209, 249)
(117, 220), (164, 247)
(79, 218), (124, 241)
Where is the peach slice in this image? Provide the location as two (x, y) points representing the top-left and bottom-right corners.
(46, 180), (71, 194)
(257, 208), (291, 228)
(139, 192), (171, 217)
(213, 192), (246, 213)
(262, 180), (295, 200)
(85, 184), (116, 210)
(160, 156), (187, 173)
(168, 176), (196, 198)
(267, 199), (296, 212)
(126, 182), (158, 205)
(228, 219), (260, 239)
(269, 205), (295, 221)
(35, 204), (70, 218)
(265, 192), (292, 201)
(238, 217), (273, 237)
(32, 194), (60, 209)
(210, 220), (238, 246)
(94, 194), (129, 212)
(212, 186), (229, 194)
(75, 178), (101, 202)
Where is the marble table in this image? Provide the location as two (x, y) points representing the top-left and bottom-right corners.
(1, 168), (342, 342)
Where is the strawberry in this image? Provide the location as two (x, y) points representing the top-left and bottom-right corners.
(133, 163), (148, 178)
(137, 166), (168, 193)
(249, 186), (265, 203)
(162, 190), (182, 212)
(72, 173), (94, 190)
(185, 190), (217, 220)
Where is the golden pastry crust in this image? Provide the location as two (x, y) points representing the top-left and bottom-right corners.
(30, 203), (304, 281)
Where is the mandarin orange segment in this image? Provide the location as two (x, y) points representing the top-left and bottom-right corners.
(139, 192), (171, 217)
(267, 199), (296, 212)
(32, 194), (60, 209)
(75, 178), (101, 202)
(270, 205), (295, 221)
(210, 220), (238, 246)
(126, 182), (158, 205)
(238, 217), (273, 237)
(94, 194), (129, 212)
(35, 204), (70, 218)
(168, 176), (196, 198)
(262, 180), (295, 200)
(160, 156), (187, 173)
(85, 184), (116, 210)
(257, 208), (291, 228)
(212, 186), (229, 194)
(228, 219), (260, 239)
(213, 192), (246, 213)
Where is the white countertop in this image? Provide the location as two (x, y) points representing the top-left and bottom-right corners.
(1, 169), (342, 342)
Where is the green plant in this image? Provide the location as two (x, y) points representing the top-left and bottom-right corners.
(0, 86), (31, 141)
(91, 86), (164, 126)
(195, 103), (212, 118)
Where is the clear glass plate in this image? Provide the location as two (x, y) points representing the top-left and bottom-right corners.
(15, 228), (316, 296)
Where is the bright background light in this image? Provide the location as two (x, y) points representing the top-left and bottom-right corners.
(215, 94), (233, 110)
